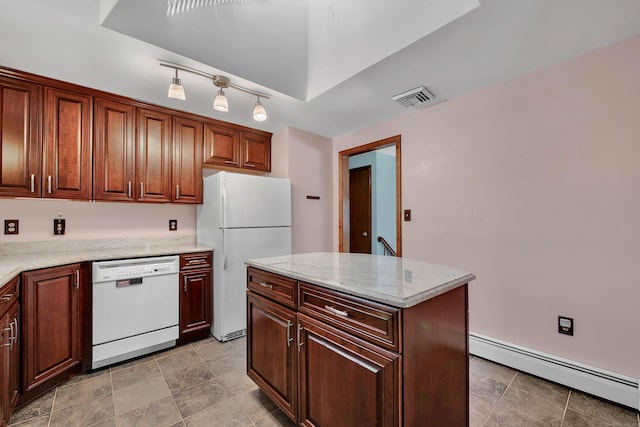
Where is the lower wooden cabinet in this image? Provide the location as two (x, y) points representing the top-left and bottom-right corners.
(21, 264), (82, 400)
(178, 252), (213, 344)
(1, 276), (20, 427)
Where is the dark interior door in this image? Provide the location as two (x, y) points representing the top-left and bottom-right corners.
(349, 166), (372, 254)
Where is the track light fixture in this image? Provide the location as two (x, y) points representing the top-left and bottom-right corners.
(167, 69), (186, 100)
(160, 61), (270, 121)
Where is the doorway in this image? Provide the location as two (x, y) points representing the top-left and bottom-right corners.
(349, 166), (372, 254)
(339, 135), (401, 256)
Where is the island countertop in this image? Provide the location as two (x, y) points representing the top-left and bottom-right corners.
(246, 252), (475, 308)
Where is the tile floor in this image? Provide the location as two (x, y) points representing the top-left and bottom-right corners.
(8, 337), (640, 427)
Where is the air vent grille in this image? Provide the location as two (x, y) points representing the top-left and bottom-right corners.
(392, 86), (436, 108)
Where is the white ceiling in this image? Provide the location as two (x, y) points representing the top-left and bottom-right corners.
(1, 0), (640, 138)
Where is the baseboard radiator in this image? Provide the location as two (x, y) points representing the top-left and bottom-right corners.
(469, 333), (640, 411)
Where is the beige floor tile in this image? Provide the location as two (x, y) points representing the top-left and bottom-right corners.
(496, 387), (564, 425)
(253, 409), (296, 427)
(112, 359), (162, 391)
(113, 376), (171, 416)
(470, 393), (495, 427)
(64, 367), (111, 386)
(470, 369), (509, 405)
(49, 392), (115, 427)
(217, 370), (260, 396)
(116, 396), (182, 427)
(53, 374), (113, 411)
(8, 389), (55, 425)
(164, 363), (215, 393)
(567, 391), (639, 426)
(172, 378), (230, 419)
(471, 357), (517, 384)
(7, 415), (50, 427)
(562, 409), (617, 427)
(205, 348), (246, 377)
(182, 394), (253, 427)
(90, 417), (116, 427)
(485, 404), (558, 427)
(156, 348), (203, 375)
(192, 339), (237, 362)
(110, 354), (157, 373)
(510, 372), (569, 407)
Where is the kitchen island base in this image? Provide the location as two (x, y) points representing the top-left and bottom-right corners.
(246, 257), (472, 427)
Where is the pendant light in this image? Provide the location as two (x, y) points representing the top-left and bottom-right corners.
(213, 76), (230, 112)
(253, 96), (267, 121)
(167, 69), (186, 100)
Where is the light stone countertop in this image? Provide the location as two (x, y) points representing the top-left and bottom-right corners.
(246, 252), (475, 308)
(0, 237), (212, 288)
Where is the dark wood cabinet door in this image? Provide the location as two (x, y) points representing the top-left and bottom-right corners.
(43, 87), (92, 200)
(0, 77), (41, 198)
(173, 116), (203, 203)
(137, 108), (172, 203)
(203, 122), (240, 168)
(22, 264), (82, 396)
(0, 311), (8, 426)
(93, 98), (135, 201)
(247, 292), (297, 422)
(298, 314), (401, 427)
(7, 301), (19, 415)
(179, 269), (212, 344)
(240, 131), (271, 172)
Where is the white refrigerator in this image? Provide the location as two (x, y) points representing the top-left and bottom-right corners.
(196, 171), (292, 341)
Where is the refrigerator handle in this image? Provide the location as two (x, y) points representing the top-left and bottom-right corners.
(222, 229), (228, 270)
(221, 183), (228, 229)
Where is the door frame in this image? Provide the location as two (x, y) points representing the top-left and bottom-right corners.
(339, 135), (402, 256)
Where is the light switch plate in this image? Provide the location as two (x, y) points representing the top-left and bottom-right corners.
(404, 210), (412, 221)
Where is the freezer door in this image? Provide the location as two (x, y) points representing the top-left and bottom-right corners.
(212, 226), (291, 341)
(222, 172), (291, 228)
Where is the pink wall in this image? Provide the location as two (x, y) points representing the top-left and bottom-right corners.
(272, 127), (333, 254)
(333, 36), (640, 378)
(0, 199), (196, 243)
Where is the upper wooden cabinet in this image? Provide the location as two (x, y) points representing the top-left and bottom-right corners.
(173, 116), (203, 203)
(137, 107), (172, 203)
(0, 77), (42, 198)
(43, 87), (92, 200)
(204, 122), (271, 173)
(93, 98), (136, 201)
(240, 130), (271, 172)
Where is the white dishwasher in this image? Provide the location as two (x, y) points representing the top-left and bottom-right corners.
(92, 256), (180, 369)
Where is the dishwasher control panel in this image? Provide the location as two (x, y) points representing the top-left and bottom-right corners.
(93, 256), (180, 283)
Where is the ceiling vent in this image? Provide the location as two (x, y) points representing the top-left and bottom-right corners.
(392, 86), (436, 109)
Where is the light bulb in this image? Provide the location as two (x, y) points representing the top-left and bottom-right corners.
(253, 99), (267, 121)
(213, 89), (228, 112)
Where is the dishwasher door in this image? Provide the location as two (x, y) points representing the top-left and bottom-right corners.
(92, 256), (179, 368)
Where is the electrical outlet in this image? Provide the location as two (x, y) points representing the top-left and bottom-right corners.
(404, 209), (412, 221)
(4, 219), (19, 235)
(53, 218), (66, 235)
(169, 219), (178, 231)
(558, 316), (573, 336)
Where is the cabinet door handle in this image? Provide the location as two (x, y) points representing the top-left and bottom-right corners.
(30, 173), (35, 192)
(325, 305), (349, 318)
(244, 163), (256, 168)
(224, 160), (239, 165)
(4, 321), (13, 348)
(286, 321), (293, 347)
(258, 281), (273, 289)
(74, 270), (80, 289)
(183, 276), (188, 292)
(140, 182), (144, 198)
(128, 182), (132, 198)
(47, 175), (52, 194)
(0, 294), (13, 303)
(297, 324), (304, 353)
(176, 185), (180, 200)
(11, 318), (17, 350)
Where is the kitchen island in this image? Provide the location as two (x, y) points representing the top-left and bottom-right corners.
(245, 252), (475, 427)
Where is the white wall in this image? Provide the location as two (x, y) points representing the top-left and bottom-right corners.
(333, 35), (640, 378)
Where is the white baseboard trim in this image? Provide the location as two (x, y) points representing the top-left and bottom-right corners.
(469, 332), (640, 411)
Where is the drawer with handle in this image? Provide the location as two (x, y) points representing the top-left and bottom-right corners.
(0, 275), (19, 312)
(180, 251), (213, 271)
(298, 282), (400, 352)
(247, 267), (297, 309)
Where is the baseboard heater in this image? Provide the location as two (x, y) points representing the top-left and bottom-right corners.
(469, 332), (640, 410)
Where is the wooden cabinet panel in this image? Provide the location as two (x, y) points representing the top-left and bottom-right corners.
(247, 267), (297, 309)
(6, 301), (19, 416)
(0, 310), (7, 427)
(240, 131), (270, 172)
(173, 116), (203, 203)
(298, 314), (400, 427)
(1, 275), (20, 426)
(137, 108), (172, 202)
(93, 98), (135, 201)
(247, 292), (297, 421)
(179, 269), (212, 344)
(43, 87), (92, 199)
(203, 122), (240, 168)
(0, 77), (41, 197)
(22, 264), (82, 396)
